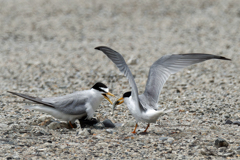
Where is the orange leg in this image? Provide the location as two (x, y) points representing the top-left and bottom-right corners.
(143, 123), (150, 132)
(69, 121), (74, 128)
(132, 123), (138, 134)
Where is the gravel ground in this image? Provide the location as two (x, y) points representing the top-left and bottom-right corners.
(0, 0), (240, 159)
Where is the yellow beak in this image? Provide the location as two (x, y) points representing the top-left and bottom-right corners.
(116, 97), (124, 105)
(102, 92), (115, 105)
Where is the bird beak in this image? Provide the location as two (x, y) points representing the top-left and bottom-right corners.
(102, 92), (115, 105)
(115, 97), (124, 105)
(112, 97), (124, 115)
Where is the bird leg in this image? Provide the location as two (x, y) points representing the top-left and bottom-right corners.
(69, 121), (74, 128)
(143, 123), (150, 132)
(132, 123), (138, 134)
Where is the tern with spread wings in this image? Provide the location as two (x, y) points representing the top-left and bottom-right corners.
(95, 46), (230, 133)
(8, 82), (114, 128)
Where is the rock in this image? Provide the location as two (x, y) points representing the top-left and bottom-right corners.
(232, 121), (240, 126)
(159, 137), (169, 141)
(124, 121), (136, 127)
(93, 122), (105, 129)
(218, 147), (227, 153)
(48, 122), (70, 130)
(215, 138), (229, 148)
(200, 147), (216, 156)
(225, 120), (233, 124)
(0, 123), (8, 130)
(37, 115), (53, 123)
(114, 123), (123, 127)
(167, 137), (175, 144)
(9, 124), (20, 130)
(224, 114), (231, 119)
(236, 146), (240, 155)
(105, 129), (115, 134)
(102, 119), (115, 128)
(127, 56), (138, 65)
(76, 128), (90, 136)
(31, 127), (50, 136)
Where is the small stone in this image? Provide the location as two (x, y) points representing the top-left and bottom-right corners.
(106, 129), (115, 134)
(225, 120), (233, 124)
(102, 119), (115, 128)
(218, 147), (227, 152)
(9, 124), (20, 130)
(159, 137), (168, 141)
(37, 115), (53, 123)
(0, 123), (8, 130)
(48, 122), (62, 130)
(232, 121), (240, 126)
(214, 138), (229, 148)
(167, 137), (175, 144)
(236, 146), (240, 155)
(224, 114), (231, 119)
(93, 122), (105, 129)
(127, 56), (138, 65)
(200, 147), (216, 155)
(114, 123), (123, 127)
(125, 121), (136, 127)
(76, 128), (90, 136)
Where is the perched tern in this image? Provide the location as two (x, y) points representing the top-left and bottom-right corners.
(95, 46), (231, 133)
(8, 82), (114, 128)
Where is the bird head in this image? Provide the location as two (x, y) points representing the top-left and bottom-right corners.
(92, 82), (115, 104)
(112, 91), (131, 114)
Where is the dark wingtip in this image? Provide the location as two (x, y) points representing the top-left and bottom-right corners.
(95, 46), (106, 50)
(7, 91), (14, 94)
(219, 56), (231, 61)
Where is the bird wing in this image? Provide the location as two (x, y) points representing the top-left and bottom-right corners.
(42, 91), (89, 115)
(95, 46), (146, 112)
(8, 91), (88, 115)
(141, 53), (230, 109)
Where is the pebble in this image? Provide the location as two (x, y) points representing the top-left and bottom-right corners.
(236, 146), (240, 155)
(159, 137), (169, 141)
(37, 115), (53, 123)
(76, 128), (90, 136)
(0, 123), (8, 130)
(225, 120), (233, 124)
(48, 122), (62, 130)
(93, 122), (105, 129)
(114, 123), (123, 128)
(102, 119), (115, 128)
(232, 121), (240, 126)
(214, 138), (229, 148)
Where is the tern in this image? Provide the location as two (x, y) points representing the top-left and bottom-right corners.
(8, 82), (114, 128)
(95, 46), (230, 133)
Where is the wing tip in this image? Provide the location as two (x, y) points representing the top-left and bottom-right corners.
(95, 46), (108, 51)
(219, 56), (231, 61)
(7, 91), (16, 95)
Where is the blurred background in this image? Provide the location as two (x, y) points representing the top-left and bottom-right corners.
(0, 0), (239, 94)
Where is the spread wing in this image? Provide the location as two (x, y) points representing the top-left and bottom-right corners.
(8, 91), (89, 115)
(141, 53), (230, 109)
(95, 46), (146, 112)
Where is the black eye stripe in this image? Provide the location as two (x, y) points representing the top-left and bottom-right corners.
(92, 82), (108, 92)
(123, 91), (131, 97)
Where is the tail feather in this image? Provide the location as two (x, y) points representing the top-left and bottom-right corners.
(8, 91), (55, 108)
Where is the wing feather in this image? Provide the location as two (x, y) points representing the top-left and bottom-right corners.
(95, 46), (146, 111)
(141, 53), (230, 109)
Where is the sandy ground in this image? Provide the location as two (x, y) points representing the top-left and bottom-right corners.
(0, 0), (240, 159)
